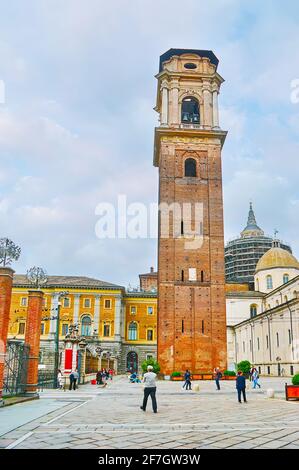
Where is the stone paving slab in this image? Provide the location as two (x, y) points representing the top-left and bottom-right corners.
(0, 376), (298, 449)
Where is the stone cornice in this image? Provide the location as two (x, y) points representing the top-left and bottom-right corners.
(153, 126), (227, 166)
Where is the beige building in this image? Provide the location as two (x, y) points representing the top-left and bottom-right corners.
(227, 241), (299, 376)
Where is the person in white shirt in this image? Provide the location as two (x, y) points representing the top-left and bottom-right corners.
(140, 365), (157, 413)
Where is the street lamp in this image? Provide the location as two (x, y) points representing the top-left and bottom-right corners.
(54, 291), (69, 387)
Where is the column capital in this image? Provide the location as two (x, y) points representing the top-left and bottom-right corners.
(28, 289), (44, 298)
(0, 267), (15, 278)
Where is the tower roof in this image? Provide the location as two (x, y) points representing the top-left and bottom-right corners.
(159, 48), (219, 72)
(240, 203), (264, 238)
(255, 242), (299, 273)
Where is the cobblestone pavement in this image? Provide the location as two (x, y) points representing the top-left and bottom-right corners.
(0, 376), (298, 449)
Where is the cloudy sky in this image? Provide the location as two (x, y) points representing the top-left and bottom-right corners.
(0, 0), (299, 287)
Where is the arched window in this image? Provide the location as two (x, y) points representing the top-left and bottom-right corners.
(128, 322), (138, 341)
(283, 273), (289, 284)
(181, 97), (200, 124)
(256, 278), (259, 291)
(184, 158), (197, 177)
(294, 290), (298, 299)
(284, 295), (288, 303)
(81, 315), (92, 336)
(250, 304), (257, 318)
(266, 275), (273, 290)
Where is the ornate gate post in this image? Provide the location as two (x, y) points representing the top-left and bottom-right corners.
(24, 290), (44, 396)
(0, 267), (14, 406)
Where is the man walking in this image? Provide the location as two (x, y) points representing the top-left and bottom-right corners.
(69, 369), (79, 390)
(183, 370), (192, 390)
(214, 367), (222, 391)
(140, 365), (157, 413)
(236, 371), (247, 403)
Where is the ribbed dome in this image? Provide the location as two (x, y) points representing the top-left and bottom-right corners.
(256, 246), (299, 273)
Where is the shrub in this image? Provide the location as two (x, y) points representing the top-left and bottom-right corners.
(171, 371), (182, 377)
(237, 360), (251, 374)
(292, 374), (299, 386)
(224, 370), (236, 377)
(141, 358), (160, 374)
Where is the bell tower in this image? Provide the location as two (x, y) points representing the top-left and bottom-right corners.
(154, 49), (227, 375)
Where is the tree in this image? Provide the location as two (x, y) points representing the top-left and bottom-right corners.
(0, 238), (21, 267)
(141, 358), (160, 374)
(237, 360), (251, 374)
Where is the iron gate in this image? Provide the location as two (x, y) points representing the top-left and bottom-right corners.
(3, 340), (29, 397)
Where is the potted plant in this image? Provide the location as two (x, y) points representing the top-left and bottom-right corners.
(202, 373), (213, 380)
(285, 373), (299, 401)
(223, 370), (236, 380)
(237, 360), (251, 379)
(171, 371), (183, 381)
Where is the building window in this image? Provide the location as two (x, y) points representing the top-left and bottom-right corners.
(81, 315), (92, 336)
(63, 297), (70, 308)
(258, 366), (261, 374)
(103, 323), (110, 337)
(130, 306), (137, 315)
(250, 304), (257, 318)
(283, 274), (289, 284)
(288, 329), (292, 345)
(284, 295), (288, 303)
(181, 97), (200, 124)
(266, 335), (269, 349)
(104, 299), (111, 309)
(146, 354), (153, 361)
(128, 322), (138, 341)
(147, 329), (154, 341)
(147, 306), (153, 315)
(266, 275), (273, 290)
(250, 340), (252, 352)
(257, 337), (260, 350)
(276, 332), (279, 347)
(84, 298), (91, 308)
(40, 323), (45, 335)
(243, 341), (245, 353)
(62, 324), (68, 336)
(267, 366), (271, 375)
(184, 158), (197, 177)
(20, 297), (27, 307)
(18, 322), (25, 335)
(290, 365), (294, 376)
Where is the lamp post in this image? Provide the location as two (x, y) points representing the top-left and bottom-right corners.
(96, 347), (103, 372)
(54, 291), (69, 387)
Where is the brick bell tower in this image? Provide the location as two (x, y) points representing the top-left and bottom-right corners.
(154, 49), (227, 375)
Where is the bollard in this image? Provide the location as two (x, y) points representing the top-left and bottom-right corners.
(266, 388), (275, 398)
(193, 384), (200, 392)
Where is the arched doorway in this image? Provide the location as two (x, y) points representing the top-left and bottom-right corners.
(127, 351), (138, 372)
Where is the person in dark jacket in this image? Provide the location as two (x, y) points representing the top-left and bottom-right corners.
(214, 367), (222, 390)
(183, 370), (192, 390)
(236, 371), (247, 403)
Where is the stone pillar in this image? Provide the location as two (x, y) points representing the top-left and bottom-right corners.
(212, 89), (220, 128)
(94, 294), (101, 336)
(114, 294), (122, 343)
(0, 267), (14, 406)
(203, 83), (212, 128)
(24, 290), (44, 396)
(161, 81), (169, 126)
(169, 82), (179, 126)
(49, 293), (59, 337)
(73, 294), (81, 325)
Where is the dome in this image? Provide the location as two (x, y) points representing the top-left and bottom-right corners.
(256, 245), (299, 273)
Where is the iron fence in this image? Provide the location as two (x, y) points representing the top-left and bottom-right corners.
(3, 340), (29, 397)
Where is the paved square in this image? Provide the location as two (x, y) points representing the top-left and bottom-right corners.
(0, 376), (298, 449)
